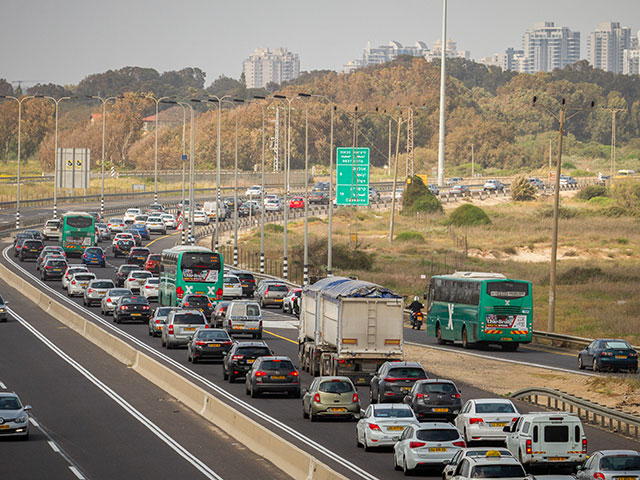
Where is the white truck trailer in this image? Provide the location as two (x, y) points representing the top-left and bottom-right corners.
(298, 277), (404, 386)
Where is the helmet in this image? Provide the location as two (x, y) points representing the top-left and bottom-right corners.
(414, 296), (419, 302)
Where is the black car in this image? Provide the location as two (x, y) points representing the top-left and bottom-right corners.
(308, 190), (329, 205)
(115, 264), (139, 288)
(402, 379), (462, 421)
(312, 181), (329, 192)
(245, 356), (300, 398)
(235, 272), (256, 297)
(127, 247), (151, 266)
(187, 328), (233, 363)
(113, 295), (151, 324)
(113, 239), (135, 257)
(180, 294), (214, 321)
(124, 229), (142, 246)
(369, 361), (428, 404)
(578, 338), (638, 373)
(222, 341), (272, 383)
(23, 229), (44, 241)
(41, 258), (68, 281)
(19, 239), (44, 261)
(212, 301), (231, 328)
(13, 232), (35, 256)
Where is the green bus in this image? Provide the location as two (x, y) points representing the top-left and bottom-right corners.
(425, 272), (533, 351)
(159, 245), (224, 307)
(61, 211), (97, 255)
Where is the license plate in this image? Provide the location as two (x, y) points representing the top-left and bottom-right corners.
(401, 387), (411, 392)
(92, 259), (98, 262)
(81, 283), (88, 287)
(0, 425), (9, 430)
(430, 447), (447, 452)
(53, 268), (61, 272)
(615, 355), (627, 359)
(209, 343), (221, 347)
(387, 426), (405, 431)
(184, 327), (196, 331)
(247, 359), (255, 364)
(328, 407), (347, 412)
(131, 313), (141, 316)
(615, 477), (635, 480)
(233, 325), (244, 329)
(242, 284), (249, 287)
(501, 337), (512, 341)
(490, 422), (507, 427)
(548, 457), (566, 461)
(225, 284), (233, 287)
(271, 376), (286, 380)
(274, 299), (282, 302)
(433, 408), (448, 412)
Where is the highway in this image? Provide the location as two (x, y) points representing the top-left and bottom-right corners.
(1, 228), (637, 479)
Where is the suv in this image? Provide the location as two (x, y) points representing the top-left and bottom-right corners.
(255, 282), (289, 308)
(41, 258), (68, 281)
(224, 300), (262, 338)
(19, 239), (44, 261)
(504, 412), (587, 468)
(403, 379), (463, 421)
(234, 271), (256, 297)
(83, 279), (116, 306)
(127, 247), (151, 267)
(42, 219), (62, 240)
(245, 356), (300, 398)
(483, 179), (504, 191)
(162, 310), (208, 349)
(370, 361), (428, 404)
(113, 238), (135, 257)
(124, 270), (153, 294)
(180, 294), (214, 321)
(222, 341), (272, 382)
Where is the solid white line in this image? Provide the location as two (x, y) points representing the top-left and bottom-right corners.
(48, 440), (60, 452)
(28, 417), (39, 428)
(8, 307), (224, 480)
(0, 381), (6, 389)
(69, 466), (85, 480)
(3, 246), (379, 480)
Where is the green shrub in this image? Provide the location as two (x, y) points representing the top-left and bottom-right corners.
(448, 204), (491, 226)
(577, 185), (609, 201)
(599, 205), (627, 217)
(587, 196), (614, 206)
(511, 175), (537, 201)
(264, 223), (284, 233)
(612, 180), (640, 215)
(562, 161), (577, 169)
(402, 176), (444, 214)
(557, 267), (604, 285)
(395, 231), (425, 242)
(535, 204), (579, 219)
(332, 243), (375, 271)
(616, 237), (629, 245)
(410, 194), (444, 214)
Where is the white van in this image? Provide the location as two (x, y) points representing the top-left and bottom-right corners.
(504, 412), (587, 469)
(202, 201), (226, 221)
(224, 300), (262, 339)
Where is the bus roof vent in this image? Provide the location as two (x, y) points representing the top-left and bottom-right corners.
(451, 271), (507, 279)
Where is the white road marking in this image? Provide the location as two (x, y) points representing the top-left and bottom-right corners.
(0, 381), (6, 389)
(261, 320), (298, 330)
(48, 440), (60, 452)
(28, 417), (39, 427)
(69, 466), (85, 480)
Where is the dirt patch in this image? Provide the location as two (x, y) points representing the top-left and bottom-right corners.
(468, 246), (621, 263)
(404, 344), (640, 416)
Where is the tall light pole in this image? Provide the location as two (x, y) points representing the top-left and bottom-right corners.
(606, 107), (625, 186)
(90, 95), (120, 216)
(183, 100), (197, 244)
(41, 95), (71, 219)
(0, 94), (35, 229)
(437, 0), (448, 187)
(252, 96), (270, 274)
(145, 94), (172, 205)
(295, 94), (312, 285)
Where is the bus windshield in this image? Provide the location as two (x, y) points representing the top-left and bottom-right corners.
(181, 253), (221, 282)
(486, 282), (528, 300)
(66, 216), (93, 228)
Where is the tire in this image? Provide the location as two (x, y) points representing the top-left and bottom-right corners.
(303, 406), (309, 419)
(369, 387), (377, 404)
(223, 368), (229, 380)
(250, 386), (260, 398)
(436, 324), (445, 345)
(394, 452), (401, 471)
(501, 342), (519, 352)
(192, 356), (198, 365)
(403, 457), (411, 476)
(363, 434), (370, 452)
(578, 356), (585, 370)
(356, 430), (362, 448)
(462, 327), (470, 349)
(592, 358), (599, 372)
(310, 411), (317, 422)
(228, 373), (235, 383)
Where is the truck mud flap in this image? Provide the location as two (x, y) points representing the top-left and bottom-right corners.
(344, 373), (373, 386)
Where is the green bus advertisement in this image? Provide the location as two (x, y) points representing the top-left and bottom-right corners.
(425, 272), (533, 351)
(61, 211), (96, 255)
(159, 245), (224, 306)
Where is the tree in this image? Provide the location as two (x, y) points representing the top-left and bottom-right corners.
(511, 175), (537, 201)
(26, 83), (73, 98)
(402, 175), (443, 214)
(0, 78), (12, 96)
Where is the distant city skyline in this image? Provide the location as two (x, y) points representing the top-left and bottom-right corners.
(1, 0), (638, 88)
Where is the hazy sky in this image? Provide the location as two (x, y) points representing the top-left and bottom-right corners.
(2, 0), (638, 88)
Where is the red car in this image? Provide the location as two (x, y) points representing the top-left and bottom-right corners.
(289, 197), (304, 209)
(145, 254), (161, 274)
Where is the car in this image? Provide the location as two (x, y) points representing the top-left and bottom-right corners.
(67, 272), (96, 297)
(61, 265), (89, 290)
(13, 231), (35, 249)
(393, 422), (466, 473)
(428, 184), (440, 196)
(113, 295), (151, 324)
(0, 294), (9, 322)
(289, 197), (304, 209)
(12, 237), (32, 258)
(141, 277), (159, 300)
(40, 258), (68, 281)
(161, 310), (208, 349)
(443, 448), (514, 480)
(446, 177), (464, 186)
(448, 450), (526, 480)
(188, 328), (233, 364)
(370, 361), (428, 404)
(36, 252), (66, 272)
(576, 450), (640, 480)
(87, 211), (101, 223)
(403, 379), (463, 422)
(578, 339), (638, 373)
(454, 399), (520, 444)
(245, 185), (264, 197)
(559, 175), (578, 186)
(239, 200), (262, 216)
(107, 217), (125, 233)
(146, 216), (167, 234)
(115, 264), (139, 288)
(177, 199), (190, 210)
(145, 203), (165, 214)
(112, 232), (135, 246)
(222, 274), (243, 299)
(18, 239), (44, 262)
(234, 271), (256, 297)
(129, 223), (150, 240)
(302, 376), (361, 422)
(222, 341), (273, 382)
(212, 301), (231, 328)
(245, 355), (300, 398)
(36, 246), (65, 269)
(124, 270), (154, 294)
(160, 213), (177, 229)
(309, 190), (329, 205)
(223, 300), (262, 338)
(255, 282), (289, 308)
(369, 186), (381, 202)
(450, 184), (470, 195)
(312, 181), (329, 192)
(356, 403), (420, 451)
(127, 247), (151, 267)
(148, 306), (180, 336)
(203, 201), (226, 221)
(0, 392), (31, 439)
(123, 208), (141, 222)
(23, 229), (44, 241)
(81, 246), (106, 267)
(112, 238), (135, 257)
(282, 288), (302, 313)
(180, 294), (214, 320)
(42, 219), (62, 240)
(528, 177), (545, 189)
(101, 288), (134, 316)
(193, 210), (209, 225)
(124, 228), (143, 246)
(144, 254), (161, 274)
(133, 214), (148, 225)
(264, 198), (282, 212)
(95, 223), (111, 241)
(83, 279), (116, 306)
(483, 179), (505, 191)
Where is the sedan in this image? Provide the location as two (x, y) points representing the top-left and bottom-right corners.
(83, 279), (116, 306)
(82, 246), (106, 268)
(127, 247), (151, 267)
(19, 239), (44, 262)
(146, 216), (167, 234)
(450, 184), (469, 195)
(148, 306), (180, 337)
(124, 270), (154, 294)
(245, 356), (300, 398)
(403, 379), (463, 422)
(393, 422), (465, 474)
(483, 179), (504, 191)
(223, 274), (243, 299)
(0, 392), (31, 439)
(113, 295), (151, 324)
(289, 197), (304, 209)
(193, 210), (209, 225)
(302, 376), (360, 422)
(356, 403), (419, 451)
(187, 328), (233, 364)
(222, 341), (273, 382)
(112, 239), (135, 257)
(578, 339), (638, 373)
(67, 272), (96, 297)
(576, 450), (640, 480)
(454, 398), (519, 444)
(101, 288), (134, 316)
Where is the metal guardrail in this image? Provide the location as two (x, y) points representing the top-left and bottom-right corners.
(532, 330), (640, 351)
(511, 387), (640, 439)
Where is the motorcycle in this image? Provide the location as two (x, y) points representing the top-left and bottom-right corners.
(410, 311), (424, 330)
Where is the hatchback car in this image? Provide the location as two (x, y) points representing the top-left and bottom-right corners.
(19, 239), (44, 261)
(113, 238), (135, 257)
(107, 217), (125, 233)
(83, 279), (116, 306)
(61, 265), (89, 290)
(129, 223), (150, 240)
(124, 208), (141, 222)
(124, 229), (142, 246)
(448, 450), (526, 480)
(0, 392), (31, 439)
(67, 272), (96, 297)
(223, 274), (243, 299)
(356, 403), (419, 451)
(283, 288), (302, 314)
(162, 310), (208, 349)
(95, 223), (111, 241)
(450, 184), (470, 195)
(148, 306), (180, 337)
(144, 254), (161, 274)
(256, 283), (289, 308)
(180, 294), (214, 320)
(578, 339), (638, 373)
(483, 179), (504, 191)
(245, 356), (300, 398)
(161, 213), (177, 229)
(23, 229), (44, 241)
(222, 341), (273, 382)
(41, 258), (68, 281)
(212, 301), (231, 328)
(82, 246), (106, 267)
(264, 198), (282, 212)
(234, 271), (256, 297)
(124, 270), (153, 294)
(37, 246), (66, 269)
(146, 216), (167, 234)
(113, 295), (151, 324)
(187, 328), (233, 363)
(224, 301), (262, 338)
(42, 219), (62, 240)
(370, 361), (428, 404)
(115, 264), (139, 288)
(576, 450), (640, 480)
(302, 376), (361, 422)
(127, 247), (151, 267)
(245, 185), (263, 197)
(101, 288), (133, 316)
(454, 398), (519, 444)
(289, 197), (304, 209)
(309, 191), (329, 205)
(403, 379), (463, 422)
(141, 277), (159, 300)
(193, 210), (209, 225)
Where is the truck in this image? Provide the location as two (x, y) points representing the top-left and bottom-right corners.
(298, 276), (404, 386)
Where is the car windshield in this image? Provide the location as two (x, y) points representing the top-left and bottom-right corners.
(388, 367), (427, 379)
(75, 274), (95, 281)
(374, 408), (414, 418)
(261, 360), (294, 370)
(109, 289), (131, 296)
(120, 266), (138, 274)
(230, 303), (260, 317)
(85, 248), (101, 254)
(475, 403), (516, 414)
(66, 216), (93, 228)
(186, 296), (209, 306)
(236, 346), (270, 357)
(173, 313), (205, 325)
(92, 281), (114, 288)
(195, 330), (230, 341)
(49, 260), (68, 267)
(600, 455), (640, 471)
(146, 278), (159, 285)
(319, 380), (353, 394)
(603, 341), (631, 350)
(155, 307), (176, 317)
(132, 272), (152, 278)
(471, 465), (526, 478)
(224, 276), (239, 284)
(419, 382), (457, 394)
(0, 397), (21, 410)
(268, 285), (288, 292)
(416, 429), (459, 442)
(121, 297), (148, 305)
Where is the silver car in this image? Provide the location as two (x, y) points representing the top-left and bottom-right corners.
(577, 450), (640, 480)
(161, 310), (208, 349)
(95, 223), (111, 241)
(67, 272), (96, 297)
(356, 403), (419, 451)
(124, 270), (153, 294)
(224, 301), (262, 339)
(0, 392), (31, 439)
(83, 279), (115, 307)
(61, 265), (89, 290)
(42, 219), (61, 241)
(148, 306), (180, 337)
(145, 216), (167, 234)
(100, 288), (133, 315)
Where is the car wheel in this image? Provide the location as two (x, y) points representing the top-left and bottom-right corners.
(192, 355), (198, 364)
(228, 374), (235, 383)
(462, 328), (470, 349)
(363, 433), (370, 452)
(369, 387), (377, 404)
(403, 457), (410, 476)
(592, 358), (599, 372)
(393, 452), (401, 471)
(310, 410), (317, 422)
(251, 386), (260, 398)
(303, 405), (309, 419)
(223, 368), (229, 380)
(436, 324), (445, 345)
(578, 355), (585, 370)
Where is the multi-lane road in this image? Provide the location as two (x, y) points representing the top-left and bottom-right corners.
(1, 229), (637, 480)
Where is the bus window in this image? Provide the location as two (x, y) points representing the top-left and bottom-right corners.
(486, 282), (528, 299)
(180, 253), (221, 282)
(66, 216), (93, 228)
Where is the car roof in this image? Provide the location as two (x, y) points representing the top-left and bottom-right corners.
(416, 422), (457, 429)
(471, 398), (514, 404)
(234, 341), (269, 347)
(258, 356), (292, 362)
(371, 403), (412, 410)
(386, 361), (423, 368)
(468, 454), (522, 466)
(594, 450), (639, 456)
(316, 376), (353, 382)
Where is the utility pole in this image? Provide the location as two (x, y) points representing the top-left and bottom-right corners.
(406, 105), (414, 177)
(436, 0), (447, 187)
(471, 143), (474, 178)
(389, 114), (404, 243)
(606, 107), (625, 187)
(388, 118), (392, 175)
(549, 139), (552, 170)
(533, 96), (594, 332)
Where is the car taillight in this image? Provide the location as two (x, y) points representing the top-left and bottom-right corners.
(416, 393), (430, 399)
(145, 285), (152, 289)
(582, 438), (587, 454)
(451, 393), (461, 398)
(71, 280), (76, 285)
(204, 324), (210, 328)
(106, 298), (112, 303)
(168, 325), (174, 334)
(121, 306), (128, 310)
(289, 371), (299, 376)
(368, 423), (381, 431)
(630, 352), (638, 357)
(45, 265), (52, 269)
(601, 351), (613, 356)
(593, 473), (604, 480)
(313, 393), (321, 403)
(525, 439), (532, 454)
(384, 378), (398, 382)
(195, 341), (207, 346)
(176, 287), (184, 299)
(155, 319), (162, 324)
(352, 393), (359, 402)
(207, 303), (212, 307)
(409, 441), (426, 449)
(254, 371), (267, 377)
(216, 288), (222, 300)
(469, 418), (484, 424)
(511, 417), (519, 423)
(143, 306), (149, 310)
(127, 278), (134, 282)
(452, 441), (466, 447)
(83, 254), (87, 258)
(184, 302), (189, 307)
(232, 355), (243, 361)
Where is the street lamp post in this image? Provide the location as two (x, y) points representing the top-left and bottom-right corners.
(90, 95), (120, 216)
(297, 93), (311, 285)
(252, 96), (270, 274)
(145, 95), (172, 205)
(41, 95), (71, 219)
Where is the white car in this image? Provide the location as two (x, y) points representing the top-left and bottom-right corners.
(124, 208), (141, 222)
(356, 403), (419, 451)
(245, 185), (263, 197)
(141, 277), (159, 300)
(133, 214), (148, 225)
(443, 448), (514, 480)
(160, 213), (177, 229)
(193, 210), (209, 225)
(107, 218), (125, 233)
(282, 288), (301, 313)
(145, 216), (167, 234)
(455, 399), (519, 444)
(393, 422), (466, 474)
(67, 272), (96, 297)
(222, 274), (243, 298)
(449, 450), (528, 480)
(112, 232), (135, 247)
(264, 198), (282, 212)
(100, 288), (133, 316)
(124, 270), (154, 294)
(61, 265), (90, 290)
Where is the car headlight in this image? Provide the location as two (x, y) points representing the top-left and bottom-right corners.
(16, 414), (28, 424)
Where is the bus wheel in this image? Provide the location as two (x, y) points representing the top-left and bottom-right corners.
(462, 328), (470, 349)
(436, 324), (445, 345)
(501, 342), (519, 352)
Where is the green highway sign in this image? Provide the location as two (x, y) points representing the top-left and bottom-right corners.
(336, 147), (370, 206)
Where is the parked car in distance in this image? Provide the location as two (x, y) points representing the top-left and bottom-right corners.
(83, 279), (116, 306)
(483, 179), (504, 191)
(454, 398), (519, 444)
(245, 356), (300, 398)
(222, 341), (273, 382)
(101, 288), (133, 316)
(302, 376), (361, 422)
(113, 295), (151, 324)
(82, 246), (106, 267)
(370, 361), (428, 404)
(0, 392), (31, 439)
(356, 403), (419, 451)
(188, 328), (233, 363)
(402, 379), (463, 422)
(148, 306), (180, 336)
(42, 219), (62, 240)
(576, 450), (640, 480)
(578, 338), (638, 373)
(162, 310), (208, 349)
(41, 258), (68, 280)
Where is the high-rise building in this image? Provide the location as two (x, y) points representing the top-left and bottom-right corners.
(243, 48), (300, 89)
(623, 31), (640, 75)
(478, 48), (527, 72)
(588, 22), (632, 73)
(522, 22), (580, 73)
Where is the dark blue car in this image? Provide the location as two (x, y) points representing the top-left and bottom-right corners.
(130, 223), (150, 240)
(578, 339), (638, 373)
(82, 246), (106, 267)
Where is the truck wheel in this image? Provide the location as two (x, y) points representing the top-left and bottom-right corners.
(462, 328), (470, 349)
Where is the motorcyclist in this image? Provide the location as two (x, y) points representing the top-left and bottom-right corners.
(408, 296), (424, 329)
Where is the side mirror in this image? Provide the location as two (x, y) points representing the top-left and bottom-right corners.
(222, 351), (228, 356)
(403, 395), (412, 404)
(2, 301), (8, 306)
(24, 405), (32, 411)
(576, 466), (584, 471)
(443, 460), (450, 465)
